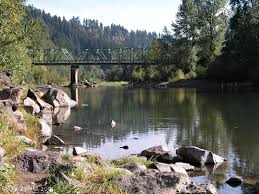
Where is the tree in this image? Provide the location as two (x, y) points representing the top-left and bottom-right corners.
(172, 0), (199, 76)
(196, 0), (228, 65)
(0, 0), (32, 82)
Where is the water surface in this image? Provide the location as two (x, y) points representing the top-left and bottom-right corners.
(54, 87), (259, 194)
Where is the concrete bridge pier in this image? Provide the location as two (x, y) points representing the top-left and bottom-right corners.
(70, 65), (79, 87)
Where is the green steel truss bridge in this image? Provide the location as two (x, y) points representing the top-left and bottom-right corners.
(29, 48), (172, 85)
(30, 48), (172, 66)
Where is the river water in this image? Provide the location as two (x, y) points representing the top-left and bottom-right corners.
(54, 87), (259, 194)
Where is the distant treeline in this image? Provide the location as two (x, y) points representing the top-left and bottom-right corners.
(0, 1), (258, 85)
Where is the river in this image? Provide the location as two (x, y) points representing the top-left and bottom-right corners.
(53, 86), (259, 194)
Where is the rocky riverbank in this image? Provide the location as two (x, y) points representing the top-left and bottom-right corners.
(0, 74), (258, 193)
(124, 79), (256, 91)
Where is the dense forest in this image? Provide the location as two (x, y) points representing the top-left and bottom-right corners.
(0, 0), (259, 85)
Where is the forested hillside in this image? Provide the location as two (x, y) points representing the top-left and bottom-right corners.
(0, 0), (258, 85)
(26, 6), (157, 83)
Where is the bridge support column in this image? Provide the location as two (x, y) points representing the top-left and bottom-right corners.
(71, 65), (79, 87)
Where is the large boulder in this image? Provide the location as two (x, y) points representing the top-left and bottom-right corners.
(120, 163), (147, 173)
(176, 146), (225, 165)
(139, 145), (182, 163)
(27, 89), (53, 110)
(42, 88), (77, 107)
(15, 150), (72, 174)
(115, 169), (190, 194)
(114, 169), (216, 194)
(153, 162), (188, 176)
(0, 87), (22, 104)
(43, 135), (64, 145)
(53, 107), (71, 124)
(24, 97), (40, 115)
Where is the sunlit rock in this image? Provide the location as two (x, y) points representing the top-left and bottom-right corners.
(176, 146), (226, 165)
(73, 147), (87, 156)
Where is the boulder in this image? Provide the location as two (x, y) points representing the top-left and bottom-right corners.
(176, 146), (225, 165)
(27, 89), (53, 110)
(114, 169), (190, 194)
(15, 150), (73, 174)
(53, 107), (71, 124)
(24, 97), (40, 115)
(0, 99), (13, 109)
(139, 145), (182, 163)
(42, 87), (77, 107)
(73, 147), (87, 156)
(16, 135), (36, 146)
(120, 163), (147, 173)
(0, 87), (22, 104)
(226, 176), (243, 187)
(175, 162), (195, 172)
(153, 162), (188, 176)
(0, 147), (6, 159)
(185, 183), (217, 194)
(43, 135), (65, 145)
(9, 110), (27, 132)
(39, 118), (52, 137)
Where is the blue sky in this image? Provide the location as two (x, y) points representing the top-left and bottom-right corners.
(27, 0), (181, 33)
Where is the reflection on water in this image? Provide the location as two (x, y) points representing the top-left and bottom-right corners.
(54, 87), (259, 194)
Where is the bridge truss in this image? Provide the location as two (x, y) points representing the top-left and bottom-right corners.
(30, 48), (171, 66)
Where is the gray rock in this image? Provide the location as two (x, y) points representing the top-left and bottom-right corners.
(42, 88), (77, 107)
(24, 97), (40, 115)
(0, 87), (22, 104)
(43, 135), (64, 145)
(120, 163), (147, 173)
(27, 89), (53, 110)
(53, 107), (71, 124)
(153, 163), (188, 176)
(226, 176), (243, 187)
(0, 99), (13, 109)
(114, 169), (190, 194)
(185, 183), (217, 194)
(39, 118), (52, 137)
(15, 150), (73, 174)
(9, 110), (27, 132)
(175, 162), (195, 172)
(16, 135), (36, 146)
(73, 147), (87, 156)
(153, 162), (171, 173)
(139, 145), (182, 163)
(0, 147), (6, 159)
(176, 146), (225, 165)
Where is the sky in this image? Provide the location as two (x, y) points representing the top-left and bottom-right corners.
(26, 0), (181, 33)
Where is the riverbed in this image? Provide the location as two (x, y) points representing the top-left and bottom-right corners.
(53, 87), (259, 194)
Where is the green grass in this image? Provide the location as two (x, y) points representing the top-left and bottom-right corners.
(0, 118), (28, 193)
(112, 155), (154, 168)
(0, 163), (17, 193)
(47, 154), (128, 194)
(19, 108), (40, 143)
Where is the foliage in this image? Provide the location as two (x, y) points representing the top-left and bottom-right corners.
(208, 0), (259, 84)
(0, 0), (37, 83)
